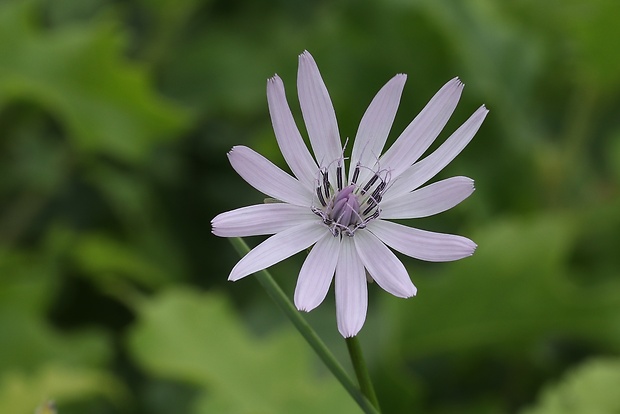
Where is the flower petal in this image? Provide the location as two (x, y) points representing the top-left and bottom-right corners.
(212, 203), (316, 237)
(335, 237), (368, 338)
(367, 220), (476, 262)
(267, 75), (318, 188)
(294, 233), (341, 312)
(379, 77), (464, 180)
(228, 146), (312, 207)
(381, 176), (475, 219)
(297, 51), (342, 175)
(387, 105), (489, 197)
(354, 230), (416, 298)
(349, 74), (407, 184)
(229, 221), (326, 281)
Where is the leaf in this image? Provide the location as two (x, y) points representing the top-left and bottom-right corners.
(127, 287), (359, 414)
(137, 0), (205, 64)
(0, 0), (189, 164)
(0, 363), (125, 414)
(520, 358), (620, 414)
(386, 213), (620, 357)
(70, 232), (173, 288)
(0, 249), (58, 315)
(0, 248), (113, 375)
(0, 311), (111, 373)
(554, 0), (620, 91)
(608, 128), (620, 184)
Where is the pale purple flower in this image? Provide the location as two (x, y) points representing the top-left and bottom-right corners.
(212, 51), (488, 337)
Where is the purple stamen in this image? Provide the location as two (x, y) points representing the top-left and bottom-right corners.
(329, 184), (361, 229)
(312, 167), (386, 237)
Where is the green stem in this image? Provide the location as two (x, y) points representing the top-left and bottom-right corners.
(229, 238), (380, 414)
(346, 336), (381, 411)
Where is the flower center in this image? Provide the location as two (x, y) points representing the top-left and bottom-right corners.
(311, 162), (388, 237)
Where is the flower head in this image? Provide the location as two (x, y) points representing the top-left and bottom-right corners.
(212, 51), (488, 337)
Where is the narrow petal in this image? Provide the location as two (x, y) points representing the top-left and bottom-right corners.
(387, 105), (488, 198)
(367, 220), (477, 262)
(229, 222), (326, 281)
(335, 237), (368, 338)
(354, 230), (416, 298)
(297, 51), (342, 172)
(349, 74), (407, 184)
(228, 146), (312, 207)
(212, 203), (316, 237)
(267, 75), (318, 188)
(381, 176), (475, 219)
(379, 77), (464, 180)
(294, 233), (341, 312)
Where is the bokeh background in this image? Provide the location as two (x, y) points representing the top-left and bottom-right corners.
(1, 0), (620, 413)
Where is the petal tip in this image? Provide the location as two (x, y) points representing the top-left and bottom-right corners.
(467, 177), (475, 191)
(450, 76), (464, 88)
(339, 326), (362, 338)
(228, 264), (248, 282)
(296, 305), (311, 313)
(404, 283), (417, 298)
(267, 74), (281, 84)
(299, 50), (313, 60)
(460, 240), (477, 258)
(294, 290), (324, 313)
(227, 145), (243, 156)
(294, 296), (313, 313)
(228, 272), (247, 282)
(470, 241), (478, 255)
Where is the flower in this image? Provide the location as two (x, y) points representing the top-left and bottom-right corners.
(212, 51), (488, 337)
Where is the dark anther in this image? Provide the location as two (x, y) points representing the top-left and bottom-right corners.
(361, 174), (379, 195)
(316, 186), (326, 207)
(371, 181), (386, 201)
(322, 170), (330, 199)
(352, 164), (360, 184)
(336, 165), (343, 191)
(362, 203), (376, 216)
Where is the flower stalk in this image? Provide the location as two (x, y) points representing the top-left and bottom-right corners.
(346, 335), (381, 411)
(229, 237), (380, 414)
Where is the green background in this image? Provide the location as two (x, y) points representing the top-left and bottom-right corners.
(1, 0), (619, 412)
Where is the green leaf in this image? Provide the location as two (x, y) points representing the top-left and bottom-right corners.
(0, 249), (58, 315)
(0, 247), (113, 375)
(608, 128), (620, 184)
(0, 311), (111, 373)
(0, 0), (189, 164)
(0, 363), (125, 414)
(386, 213), (620, 357)
(128, 287), (359, 414)
(520, 358), (620, 414)
(136, 0), (206, 66)
(554, 0), (620, 91)
(70, 232), (173, 289)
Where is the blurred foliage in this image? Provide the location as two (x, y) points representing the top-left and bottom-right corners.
(0, 0), (619, 413)
(128, 287), (358, 413)
(521, 358), (620, 414)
